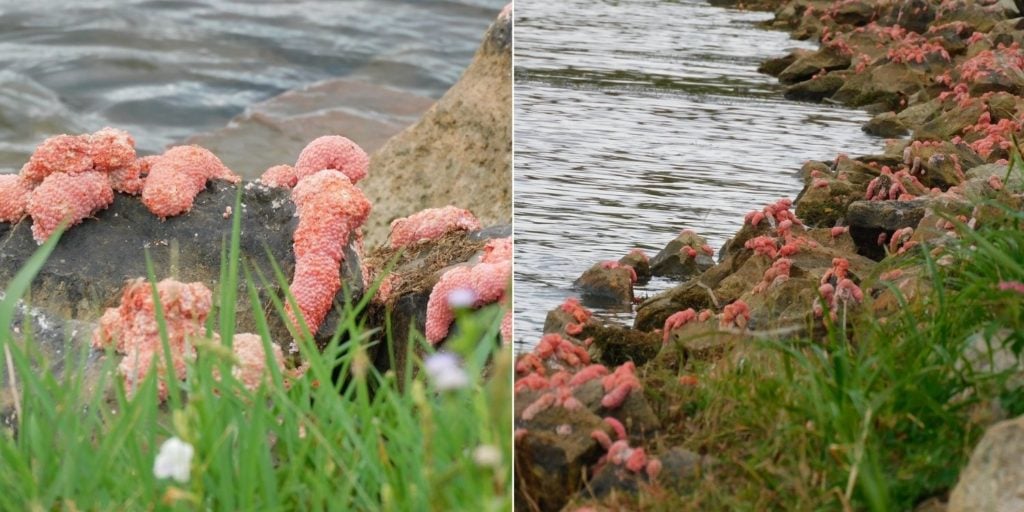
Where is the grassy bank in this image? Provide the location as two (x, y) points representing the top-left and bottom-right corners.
(0, 206), (511, 510)
(602, 201), (1024, 511)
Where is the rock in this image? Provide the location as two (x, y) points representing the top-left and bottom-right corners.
(649, 231), (715, 280)
(759, 50), (806, 77)
(577, 322), (661, 367)
(778, 48), (852, 84)
(914, 102), (988, 142)
(864, 111), (909, 137)
(986, 92), (1024, 122)
(957, 329), (1024, 393)
(904, 140), (985, 189)
(581, 462), (645, 499)
(897, 98), (944, 131)
(0, 181), (362, 354)
(634, 278), (718, 332)
(829, 0), (880, 25)
(619, 251), (652, 285)
(664, 320), (742, 363)
(948, 414), (1024, 512)
(738, 237), (874, 327)
(935, 1), (1007, 33)
(657, 447), (708, 493)
(0, 299), (98, 418)
(785, 72), (847, 102)
(364, 224), (510, 378)
(515, 415), (608, 512)
(361, 11), (511, 248)
(795, 175), (865, 228)
(832, 63), (930, 109)
(573, 379), (661, 438)
(573, 263), (635, 307)
(846, 199), (930, 231)
(963, 163), (1024, 198)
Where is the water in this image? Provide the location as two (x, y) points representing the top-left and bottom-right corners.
(0, 0), (505, 171)
(513, 0), (884, 350)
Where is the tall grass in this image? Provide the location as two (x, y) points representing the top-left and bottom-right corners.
(0, 197), (511, 511)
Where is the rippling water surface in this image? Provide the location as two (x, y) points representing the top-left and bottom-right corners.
(0, 0), (503, 170)
(514, 0), (883, 350)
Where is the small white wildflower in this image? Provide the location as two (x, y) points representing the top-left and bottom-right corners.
(447, 288), (477, 309)
(153, 437), (194, 483)
(424, 353), (469, 391)
(472, 444), (502, 468)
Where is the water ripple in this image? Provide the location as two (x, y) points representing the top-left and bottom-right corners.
(513, 0), (882, 350)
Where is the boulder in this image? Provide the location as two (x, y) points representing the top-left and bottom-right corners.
(619, 251), (652, 285)
(656, 447), (708, 493)
(864, 111), (909, 137)
(364, 224), (511, 378)
(846, 199), (930, 231)
(778, 48), (852, 84)
(573, 263), (635, 307)
(832, 63), (930, 109)
(649, 231), (715, 280)
(948, 414), (1024, 512)
(795, 175), (865, 228)
(914, 102), (988, 142)
(361, 11), (512, 247)
(758, 50), (806, 77)
(0, 182), (362, 354)
(786, 72), (848, 102)
(514, 412), (609, 512)
(573, 379), (661, 438)
(577, 322), (662, 367)
(634, 278), (718, 332)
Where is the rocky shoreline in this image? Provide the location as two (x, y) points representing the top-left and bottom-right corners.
(514, 1), (1024, 510)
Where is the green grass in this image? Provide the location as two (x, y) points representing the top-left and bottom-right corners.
(0, 196), (511, 511)
(619, 203), (1024, 511)
(550, 155), (1024, 511)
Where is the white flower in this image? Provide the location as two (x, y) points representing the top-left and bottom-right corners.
(153, 437), (194, 483)
(447, 288), (477, 309)
(472, 444), (502, 468)
(424, 353), (470, 391)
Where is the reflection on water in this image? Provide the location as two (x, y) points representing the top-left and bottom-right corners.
(0, 0), (503, 170)
(513, 0), (882, 350)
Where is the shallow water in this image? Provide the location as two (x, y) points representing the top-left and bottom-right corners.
(513, 0), (883, 350)
(0, 0), (504, 171)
